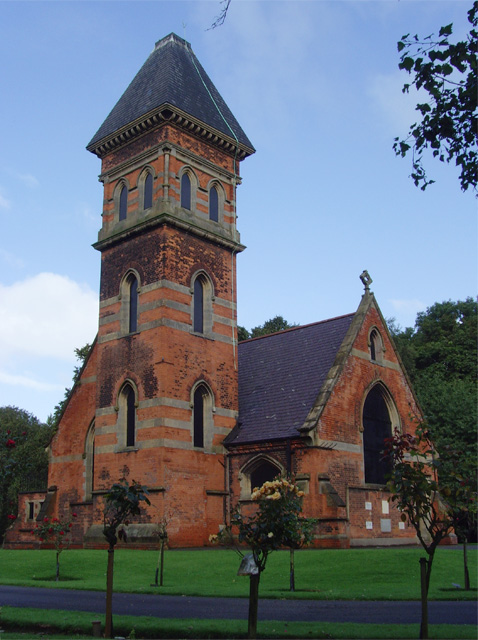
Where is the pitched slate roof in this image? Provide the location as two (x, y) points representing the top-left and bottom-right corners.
(88, 33), (254, 154)
(228, 314), (355, 446)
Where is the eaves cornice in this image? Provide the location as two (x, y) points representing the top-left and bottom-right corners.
(87, 103), (255, 161)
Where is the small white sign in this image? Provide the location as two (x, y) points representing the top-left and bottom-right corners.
(365, 501), (372, 511)
(381, 519), (392, 533)
(399, 521), (405, 530)
(382, 500), (389, 515)
(366, 521), (373, 530)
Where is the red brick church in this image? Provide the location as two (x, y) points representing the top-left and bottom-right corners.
(6, 34), (421, 549)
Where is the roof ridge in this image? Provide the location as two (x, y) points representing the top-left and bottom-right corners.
(240, 312), (355, 344)
(154, 33), (191, 52)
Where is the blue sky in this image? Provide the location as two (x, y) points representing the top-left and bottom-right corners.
(0, 0), (476, 422)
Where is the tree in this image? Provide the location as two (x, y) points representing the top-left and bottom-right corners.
(209, 0), (232, 29)
(389, 299), (476, 473)
(389, 299), (477, 548)
(0, 406), (52, 543)
(211, 477), (316, 639)
(31, 513), (77, 581)
(393, 2), (478, 194)
(151, 515), (170, 587)
(384, 425), (473, 639)
(49, 344), (92, 428)
(238, 316), (298, 342)
(102, 478), (150, 638)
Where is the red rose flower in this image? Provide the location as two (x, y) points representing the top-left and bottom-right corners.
(5, 439), (16, 449)
(7, 514), (16, 520)
(72, 513), (77, 518)
(59, 530), (65, 535)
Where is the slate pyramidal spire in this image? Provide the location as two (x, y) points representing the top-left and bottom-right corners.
(87, 33), (255, 160)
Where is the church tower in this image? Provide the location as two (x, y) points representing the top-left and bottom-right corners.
(54, 34), (253, 547)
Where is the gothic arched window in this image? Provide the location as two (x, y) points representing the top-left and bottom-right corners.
(250, 460), (280, 490)
(193, 277), (204, 333)
(120, 383), (136, 448)
(362, 385), (392, 484)
(119, 184), (128, 221)
(84, 421), (95, 501)
(181, 173), (191, 210)
(129, 276), (138, 333)
(143, 172), (153, 210)
(209, 186), (218, 222)
(370, 328), (384, 363)
(193, 386), (205, 448)
(120, 271), (140, 335)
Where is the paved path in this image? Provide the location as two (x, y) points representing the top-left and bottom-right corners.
(0, 585), (476, 625)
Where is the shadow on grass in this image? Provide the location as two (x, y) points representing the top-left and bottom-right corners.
(31, 575), (80, 582)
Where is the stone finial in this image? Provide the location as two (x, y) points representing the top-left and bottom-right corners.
(360, 270), (373, 292)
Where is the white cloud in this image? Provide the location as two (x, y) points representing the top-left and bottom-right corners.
(0, 369), (63, 392)
(17, 173), (40, 189)
(0, 187), (11, 210)
(389, 298), (425, 328)
(0, 249), (25, 269)
(368, 71), (428, 136)
(0, 272), (98, 362)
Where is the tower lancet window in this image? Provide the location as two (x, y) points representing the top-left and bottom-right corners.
(209, 186), (218, 222)
(181, 173), (191, 210)
(193, 277), (204, 333)
(144, 172), (153, 210)
(193, 386), (205, 448)
(129, 276), (138, 333)
(119, 184), (128, 221)
(119, 383), (137, 448)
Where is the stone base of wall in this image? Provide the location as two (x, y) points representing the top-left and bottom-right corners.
(83, 524), (161, 550)
(350, 536), (418, 547)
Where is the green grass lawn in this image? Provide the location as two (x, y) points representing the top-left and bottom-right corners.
(0, 546), (476, 600)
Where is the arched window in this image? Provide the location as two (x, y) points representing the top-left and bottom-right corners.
(84, 421), (95, 501)
(129, 276), (138, 333)
(209, 186), (218, 222)
(239, 455), (284, 499)
(250, 460), (280, 490)
(181, 173), (191, 210)
(120, 271), (140, 335)
(143, 172), (153, 210)
(370, 328), (383, 363)
(362, 385), (392, 484)
(120, 383), (136, 448)
(192, 383), (214, 450)
(119, 184), (128, 221)
(192, 272), (213, 336)
(193, 277), (204, 333)
(193, 386), (205, 448)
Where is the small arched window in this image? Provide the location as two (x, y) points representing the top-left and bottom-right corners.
(193, 386), (205, 448)
(370, 329), (383, 362)
(129, 276), (138, 333)
(193, 277), (204, 334)
(362, 385), (392, 484)
(250, 461), (280, 490)
(119, 184), (128, 221)
(209, 186), (218, 222)
(84, 421), (95, 501)
(181, 173), (191, 210)
(144, 172), (153, 210)
(124, 384), (136, 448)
